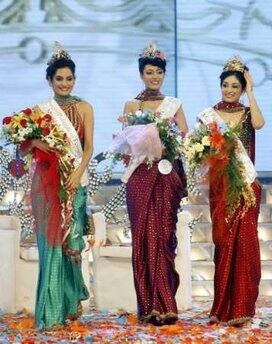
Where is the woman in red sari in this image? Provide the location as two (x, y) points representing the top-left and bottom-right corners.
(204, 57), (265, 326)
(120, 44), (188, 325)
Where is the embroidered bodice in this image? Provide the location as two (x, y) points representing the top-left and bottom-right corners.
(58, 101), (84, 146)
(237, 108), (255, 164)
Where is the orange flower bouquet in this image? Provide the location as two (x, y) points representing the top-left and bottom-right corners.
(183, 121), (255, 218)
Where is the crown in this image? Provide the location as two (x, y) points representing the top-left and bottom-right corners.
(223, 56), (246, 73)
(139, 42), (165, 61)
(47, 41), (71, 65)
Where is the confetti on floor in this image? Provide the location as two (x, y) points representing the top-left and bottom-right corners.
(0, 299), (272, 343)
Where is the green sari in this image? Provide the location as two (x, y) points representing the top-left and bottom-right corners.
(33, 185), (89, 327)
(30, 98), (90, 328)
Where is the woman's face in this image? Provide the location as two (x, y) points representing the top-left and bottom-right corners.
(221, 75), (243, 103)
(141, 64), (165, 91)
(49, 67), (75, 97)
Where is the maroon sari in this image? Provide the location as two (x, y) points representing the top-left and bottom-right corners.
(209, 106), (261, 325)
(126, 159), (186, 324)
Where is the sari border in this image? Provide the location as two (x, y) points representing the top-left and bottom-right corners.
(209, 315), (252, 326)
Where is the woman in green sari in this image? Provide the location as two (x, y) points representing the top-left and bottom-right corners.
(20, 43), (94, 328)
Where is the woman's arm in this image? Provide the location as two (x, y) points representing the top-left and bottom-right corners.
(244, 70), (265, 129)
(175, 105), (188, 134)
(66, 102), (94, 190)
(19, 139), (55, 157)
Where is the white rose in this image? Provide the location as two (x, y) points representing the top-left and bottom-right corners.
(202, 136), (210, 146)
(184, 136), (191, 147)
(186, 147), (195, 159)
(195, 143), (204, 153)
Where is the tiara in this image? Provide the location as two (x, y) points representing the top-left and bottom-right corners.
(223, 56), (245, 72)
(139, 42), (165, 61)
(47, 41), (71, 65)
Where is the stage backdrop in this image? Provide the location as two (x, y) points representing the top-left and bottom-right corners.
(0, 0), (271, 171)
(177, 0), (272, 171)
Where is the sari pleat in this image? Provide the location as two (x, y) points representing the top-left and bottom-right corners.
(210, 180), (261, 323)
(126, 161), (185, 322)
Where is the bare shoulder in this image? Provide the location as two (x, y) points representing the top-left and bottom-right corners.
(77, 100), (93, 113)
(124, 99), (139, 113)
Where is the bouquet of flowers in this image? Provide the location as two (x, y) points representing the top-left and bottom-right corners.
(183, 121), (256, 218)
(2, 107), (74, 201)
(115, 109), (183, 164)
(2, 107), (69, 154)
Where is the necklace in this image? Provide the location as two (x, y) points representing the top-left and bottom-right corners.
(135, 89), (165, 112)
(214, 100), (245, 113)
(135, 89), (164, 102)
(54, 94), (82, 105)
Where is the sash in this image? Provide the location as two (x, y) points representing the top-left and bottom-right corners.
(157, 96), (181, 119)
(197, 107), (257, 184)
(38, 99), (88, 186)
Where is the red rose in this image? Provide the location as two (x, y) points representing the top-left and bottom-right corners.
(22, 108), (32, 115)
(42, 127), (50, 136)
(20, 119), (27, 127)
(3, 116), (12, 125)
(43, 114), (52, 122)
(37, 118), (43, 126)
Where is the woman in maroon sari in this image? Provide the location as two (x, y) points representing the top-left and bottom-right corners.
(206, 57), (265, 326)
(119, 44), (188, 325)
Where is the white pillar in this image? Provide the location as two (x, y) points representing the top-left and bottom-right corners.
(176, 210), (192, 310)
(0, 215), (21, 313)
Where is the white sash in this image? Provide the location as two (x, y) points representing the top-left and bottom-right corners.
(38, 99), (88, 186)
(157, 96), (181, 119)
(197, 107), (257, 184)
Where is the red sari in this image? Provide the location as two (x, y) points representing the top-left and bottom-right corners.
(209, 106), (261, 325)
(126, 159), (187, 324)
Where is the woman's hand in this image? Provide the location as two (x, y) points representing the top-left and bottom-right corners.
(31, 139), (55, 154)
(244, 70), (254, 95)
(117, 115), (127, 123)
(66, 167), (83, 190)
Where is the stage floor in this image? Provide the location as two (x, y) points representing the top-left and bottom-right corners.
(0, 299), (271, 343)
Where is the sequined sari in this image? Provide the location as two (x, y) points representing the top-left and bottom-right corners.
(209, 105), (261, 325)
(126, 97), (187, 324)
(30, 98), (89, 328)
